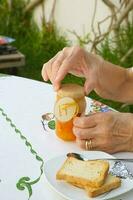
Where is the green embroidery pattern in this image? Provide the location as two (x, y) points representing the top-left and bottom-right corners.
(0, 107), (44, 199)
(48, 120), (55, 130)
(41, 112), (55, 132)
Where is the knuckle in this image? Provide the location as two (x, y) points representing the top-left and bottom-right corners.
(103, 136), (110, 146)
(103, 138), (108, 146)
(57, 53), (63, 60)
(75, 46), (84, 57)
(57, 51), (62, 56)
(74, 46), (82, 53)
(73, 127), (77, 134)
(48, 59), (53, 65)
(105, 112), (112, 120)
(78, 132), (85, 139)
(93, 113), (102, 123)
(62, 47), (68, 52)
(76, 129), (82, 138)
(102, 125), (109, 134)
(53, 59), (61, 66)
(79, 119), (86, 127)
(62, 58), (70, 65)
(73, 127), (85, 139)
(73, 127), (79, 134)
(76, 138), (84, 149)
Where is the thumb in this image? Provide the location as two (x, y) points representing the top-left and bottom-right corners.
(84, 78), (95, 95)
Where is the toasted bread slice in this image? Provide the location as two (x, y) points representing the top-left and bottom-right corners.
(85, 174), (121, 197)
(56, 157), (109, 188)
(68, 174), (121, 197)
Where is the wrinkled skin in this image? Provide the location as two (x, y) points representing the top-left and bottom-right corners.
(42, 46), (102, 94)
(42, 46), (133, 153)
(73, 112), (133, 154)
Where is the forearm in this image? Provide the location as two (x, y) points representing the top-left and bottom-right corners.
(128, 113), (133, 152)
(113, 67), (133, 103)
(98, 60), (133, 103)
(121, 67), (133, 104)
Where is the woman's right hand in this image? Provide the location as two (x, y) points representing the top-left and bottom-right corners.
(41, 46), (103, 94)
(42, 46), (128, 102)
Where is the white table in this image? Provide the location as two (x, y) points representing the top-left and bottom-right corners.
(0, 74), (133, 200)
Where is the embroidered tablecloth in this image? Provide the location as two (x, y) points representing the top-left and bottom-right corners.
(0, 74), (133, 200)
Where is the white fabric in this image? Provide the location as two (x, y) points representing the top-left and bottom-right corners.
(0, 75), (133, 200)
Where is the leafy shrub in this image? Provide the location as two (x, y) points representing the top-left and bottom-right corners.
(98, 22), (133, 68)
(95, 22), (133, 112)
(0, 0), (68, 81)
(0, 0), (132, 112)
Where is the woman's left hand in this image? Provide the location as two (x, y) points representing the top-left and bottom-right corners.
(73, 112), (133, 153)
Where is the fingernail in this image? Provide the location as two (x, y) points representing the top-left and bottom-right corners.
(42, 75), (48, 81)
(44, 77), (48, 81)
(53, 84), (59, 91)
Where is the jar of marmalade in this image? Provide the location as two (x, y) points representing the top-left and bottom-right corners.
(54, 84), (86, 141)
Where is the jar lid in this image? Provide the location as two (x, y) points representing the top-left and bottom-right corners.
(57, 83), (85, 99)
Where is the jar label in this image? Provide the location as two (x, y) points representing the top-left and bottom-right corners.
(54, 97), (79, 122)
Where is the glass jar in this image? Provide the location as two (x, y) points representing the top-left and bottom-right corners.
(54, 84), (86, 141)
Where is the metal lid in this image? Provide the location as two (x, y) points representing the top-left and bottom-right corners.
(57, 83), (85, 99)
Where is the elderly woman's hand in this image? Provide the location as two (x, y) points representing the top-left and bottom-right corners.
(42, 46), (132, 103)
(42, 46), (103, 94)
(73, 112), (133, 153)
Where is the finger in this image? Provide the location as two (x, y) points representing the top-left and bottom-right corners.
(76, 137), (110, 151)
(76, 135), (128, 153)
(54, 47), (75, 90)
(76, 138), (98, 150)
(94, 140), (128, 154)
(42, 63), (49, 81)
(73, 126), (98, 140)
(42, 52), (59, 82)
(54, 60), (71, 90)
(51, 64), (60, 85)
(84, 78), (95, 95)
(73, 116), (97, 128)
(51, 51), (66, 88)
(44, 62), (53, 83)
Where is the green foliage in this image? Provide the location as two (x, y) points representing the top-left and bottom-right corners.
(98, 22), (133, 68)
(18, 24), (68, 81)
(0, 0), (68, 81)
(0, 0), (132, 112)
(0, 0), (33, 37)
(95, 22), (133, 112)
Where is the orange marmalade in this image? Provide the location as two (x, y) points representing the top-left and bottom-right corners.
(54, 84), (86, 141)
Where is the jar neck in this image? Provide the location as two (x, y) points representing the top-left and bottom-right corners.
(57, 95), (84, 101)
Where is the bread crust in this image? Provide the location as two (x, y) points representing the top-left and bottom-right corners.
(68, 175), (121, 197)
(85, 175), (121, 197)
(56, 157), (121, 197)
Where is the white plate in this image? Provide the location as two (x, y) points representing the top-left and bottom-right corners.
(44, 151), (133, 200)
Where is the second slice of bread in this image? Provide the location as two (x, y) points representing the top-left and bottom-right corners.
(56, 157), (109, 188)
(85, 174), (121, 197)
(68, 174), (121, 197)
